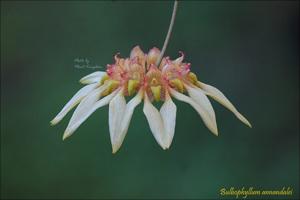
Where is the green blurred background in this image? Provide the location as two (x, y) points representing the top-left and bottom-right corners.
(1, 1), (299, 199)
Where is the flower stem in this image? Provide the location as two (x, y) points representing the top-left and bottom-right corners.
(156, 0), (178, 67)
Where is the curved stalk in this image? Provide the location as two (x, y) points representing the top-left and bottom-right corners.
(156, 0), (178, 67)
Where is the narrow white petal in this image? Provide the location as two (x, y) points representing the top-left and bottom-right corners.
(184, 85), (218, 135)
(63, 85), (105, 140)
(68, 86), (105, 125)
(160, 95), (176, 148)
(80, 71), (106, 84)
(63, 87), (118, 140)
(50, 83), (98, 125)
(143, 93), (168, 149)
(198, 81), (251, 127)
(109, 90), (127, 152)
(185, 84), (216, 122)
(110, 90), (143, 153)
(170, 88), (218, 136)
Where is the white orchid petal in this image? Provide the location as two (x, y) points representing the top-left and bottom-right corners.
(170, 88), (218, 136)
(80, 71), (106, 84)
(50, 83), (98, 125)
(109, 89), (127, 152)
(113, 90), (143, 153)
(160, 95), (176, 148)
(63, 88), (118, 140)
(68, 85), (105, 124)
(198, 81), (251, 127)
(113, 91), (142, 153)
(184, 85), (218, 135)
(143, 93), (168, 149)
(63, 85), (105, 140)
(185, 84), (216, 122)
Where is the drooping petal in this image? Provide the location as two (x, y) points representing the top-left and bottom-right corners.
(109, 90), (143, 153)
(63, 85), (106, 139)
(143, 93), (168, 149)
(119, 90), (143, 142)
(109, 89), (127, 152)
(63, 87), (119, 140)
(68, 86), (106, 125)
(170, 88), (218, 136)
(80, 71), (106, 84)
(160, 93), (177, 148)
(185, 84), (217, 124)
(198, 81), (252, 127)
(50, 83), (98, 125)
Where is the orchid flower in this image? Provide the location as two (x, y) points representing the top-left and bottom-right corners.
(51, 46), (251, 153)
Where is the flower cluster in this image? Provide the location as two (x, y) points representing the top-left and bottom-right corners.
(51, 46), (251, 153)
